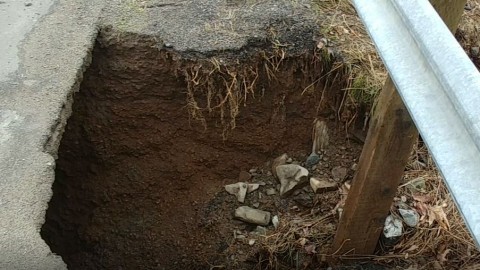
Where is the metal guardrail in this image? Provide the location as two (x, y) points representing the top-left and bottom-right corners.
(352, 0), (480, 246)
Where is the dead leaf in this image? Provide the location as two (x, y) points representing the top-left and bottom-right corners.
(406, 245), (419, 252)
(430, 205), (450, 230)
(433, 261), (443, 270)
(427, 207), (436, 226)
(414, 201), (429, 217)
(413, 194), (432, 203)
(304, 244), (316, 254)
(299, 238), (308, 246)
(437, 243), (450, 263)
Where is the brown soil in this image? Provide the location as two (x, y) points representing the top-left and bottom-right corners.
(41, 33), (364, 270)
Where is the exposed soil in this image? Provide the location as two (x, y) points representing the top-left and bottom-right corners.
(41, 33), (364, 270)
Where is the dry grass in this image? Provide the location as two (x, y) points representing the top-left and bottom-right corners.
(458, 0), (480, 54)
(312, 0), (480, 107)
(258, 212), (336, 269)
(458, 0), (480, 69)
(311, 0), (387, 109)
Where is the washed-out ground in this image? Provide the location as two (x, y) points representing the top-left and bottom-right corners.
(36, 1), (480, 269)
(40, 27), (365, 268)
(2, 0), (480, 269)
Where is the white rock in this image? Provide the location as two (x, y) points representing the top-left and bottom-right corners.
(247, 183), (260, 193)
(310, 177), (337, 193)
(272, 153), (288, 178)
(235, 206), (271, 226)
(225, 182), (260, 203)
(275, 164), (309, 196)
(384, 215), (403, 238)
(399, 209), (419, 227)
(272, 215), (280, 229)
(248, 239), (256, 246)
(225, 182), (248, 203)
(234, 230), (244, 239)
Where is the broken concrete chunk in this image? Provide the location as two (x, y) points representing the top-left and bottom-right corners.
(384, 215), (403, 238)
(247, 183), (260, 193)
(272, 153), (288, 178)
(276, 164), (309, 196)
(399, 209), (419, 227)
(310, 177), (337, 193)
(225, 182), (248, 203)
(225, 182), (260, 203)
(234, 206), (271, 226)
(331, 166), (347, 181)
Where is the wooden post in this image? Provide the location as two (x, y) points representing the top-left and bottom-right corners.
(330, 0), (467, 258)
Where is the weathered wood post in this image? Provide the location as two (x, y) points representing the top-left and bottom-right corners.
(330, 0), (468, 258)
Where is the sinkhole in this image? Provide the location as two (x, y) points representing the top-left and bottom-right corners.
(40, 29), (363, 270)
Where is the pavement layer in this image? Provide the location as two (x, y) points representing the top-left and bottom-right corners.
(0, 0), (54, 79)
(0, 0), (104, 269)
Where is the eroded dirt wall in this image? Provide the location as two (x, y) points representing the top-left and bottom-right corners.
(41, 34), (346, 269)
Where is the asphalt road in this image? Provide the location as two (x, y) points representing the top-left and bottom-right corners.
(0, 0), (54, 80)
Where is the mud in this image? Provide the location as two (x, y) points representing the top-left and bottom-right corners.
(40, 32), (361, 270)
